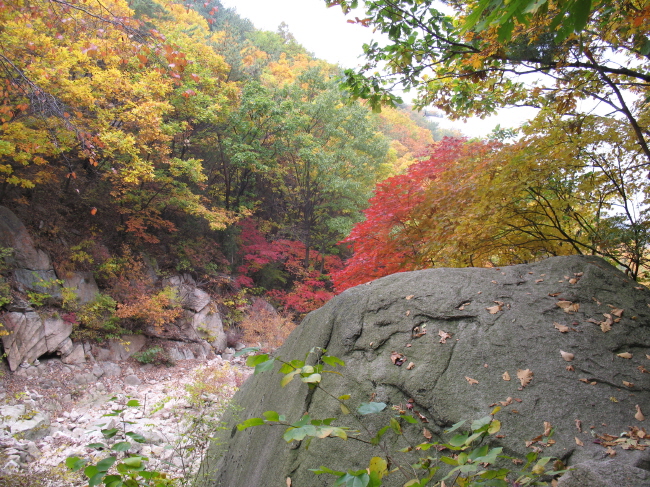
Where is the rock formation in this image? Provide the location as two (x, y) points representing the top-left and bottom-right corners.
(200, 255), (650, 487)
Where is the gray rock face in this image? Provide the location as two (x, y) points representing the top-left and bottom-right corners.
(0, 206), (51, 270)
(201, 256), (650, 487)
(63, 271), (100, 304)
(2, 312), (47, 371)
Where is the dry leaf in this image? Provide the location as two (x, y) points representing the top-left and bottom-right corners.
(639, 366), (650, 374)
(406, 310), (411, 316)
(423, 428), (432, 440)
(502, 371), (511, 381)
(611, 308), (624, 317)
(390, 351), (406, 366)
(617, 352), (633, 359)
(415, 411), (428, 423)
(287, 478), (292, 487)
(438, 330), (452, 343)
(635, 405), (645, 421)
(535, 279), (544, 283)
(557, 300), (580, 313)
(623, 381), (634, 387)
(593, 297), (602, 305)
(600, 315), (613, 332)
(569, 278), (578, 284)
(560, 350), (575, 362)
(605, 447), (616, 457)
(544, 422), (552, 436)
(486, 301), (503, 314)
(579, 378), (589, 383)
(566, 365), (575, 371)
(406, 343), (412, 348)
(405, 295), (414, 300)
(646, 354), (650, 360)
(406, 362), (415, 370)
(575, 437), (584, 446)
(465, 376), (479, 385)
(517, 369), (533, 387)
(554, 322), (570, 333)
(500, 397), (513, 406)
(412, 326), (426, 338)
(575, 419), (582, 432)
(548, 292), (561, 297)
(610, 396), (619, 403)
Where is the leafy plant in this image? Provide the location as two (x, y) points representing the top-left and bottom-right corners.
(132, 346), (175, 367)
(237, 349), (567, 486)
(65, 397), (175, 487)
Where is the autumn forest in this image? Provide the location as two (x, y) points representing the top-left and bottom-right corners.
(1, 0), (649, 333)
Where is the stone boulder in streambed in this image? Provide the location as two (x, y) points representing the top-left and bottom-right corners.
(198, 255), (650, 487)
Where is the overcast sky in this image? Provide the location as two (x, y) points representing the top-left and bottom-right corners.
(219, 0), (538, 137)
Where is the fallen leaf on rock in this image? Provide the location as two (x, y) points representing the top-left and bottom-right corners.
(486, 301), (503, 314)
(500, 397), (513, 406)
(600, 315), (613, 332)
(544, 422), (552, 436)
(611, 307), (624, 317)
(405, 295), (414, 300)
(465, 376), (479, 385)
(438, 330), (452, 343)
(391, 352), (406, 366)
(503, 371), (511, 381)
(415, 411), (428, 423)
(575, 419), (582, 432)
(624, 381), (634, 387)
(646, 354), (650, 360)
(610, 397), (618, 403)
(593, 297), (602, 305)
(458, 301), (470, 310)
(579, 378), (589, 383)
(406, 362), (415, 370)
(287, 478), (291, 487)
(617, 352), (633, 359)
(548, 292), (561, 297)
(423, 428), (432, 440)
(575, 437), (584, 446)
(406, 343), (411, 348)
(554, 322), (570, 333)
(406, 310), (411, 316)
(517, 369), (533, 387)
(560, 350), (575, 361)
(535, 279), (544, 283)
(569, 278), (578, 284)
(639, 366), (649, 374)
(557, 300), (580, 313)
(606, 447), (616, 457)
(566, 365), (575, 371)
(514, 398), (522, 402)
(635, 405), (645, 421)
(412, 326), (426, 338)
(512, 458), (524, 465)
(491, 280), (498, 284)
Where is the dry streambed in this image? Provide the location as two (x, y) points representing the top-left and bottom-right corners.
(0, 354), (251, 485)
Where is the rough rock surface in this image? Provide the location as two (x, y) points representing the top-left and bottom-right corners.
(201, 255), (650, 487)
(0, 206), (51, 271)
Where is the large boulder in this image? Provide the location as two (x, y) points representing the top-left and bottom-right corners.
(200, 256), (650, 486)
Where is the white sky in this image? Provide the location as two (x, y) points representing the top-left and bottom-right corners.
(219, 0), (538, 138)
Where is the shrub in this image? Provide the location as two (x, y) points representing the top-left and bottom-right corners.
(132, 346), (175, 367)
(238, 309), (296, 352)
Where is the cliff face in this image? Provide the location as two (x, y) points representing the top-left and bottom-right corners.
(200, 255), (650, 487)
(0, 206), (226, 370)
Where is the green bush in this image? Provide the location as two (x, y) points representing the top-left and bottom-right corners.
(132, 346), (175, 367)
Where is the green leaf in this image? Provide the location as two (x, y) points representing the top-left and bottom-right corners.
(103, 474), (123, 487)
(234, 347), (259, 357)
(255, 358), (276, 374)
(111, 441), (132, 452)
(444, 419), (466, 434)
(122, 456), (143, 468)
(126, 399), (140, 407)
(357, 402), (387, 415)
(263, 411), (280, 422)
(488, 419), (501, 435)
(400, 414), (419, 424)
(125, 432), (146, 443)
(321, 355), (345, 367)
(301, 373), (322, 383)
(281, 369), (301, 387)
(65, 456), (86, 472)
(102, 428), (119, 439)
(570, 0), (592, 32)
(96, 456), (117, 472)
(237, 417), (265, 430)
(88, 471), (105, 487)
(471, 415), (493, 432)
(449, 433), (470, 447)
(246, 354), (270, 368)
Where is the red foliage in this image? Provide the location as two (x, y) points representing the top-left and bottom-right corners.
(331, 138), (468, 292)
(235, 218), (341, 314)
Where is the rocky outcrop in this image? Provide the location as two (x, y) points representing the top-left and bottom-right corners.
(201, 255), (650, 487)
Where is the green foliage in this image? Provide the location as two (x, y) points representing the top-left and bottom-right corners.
(238, 350), (567, 486)
(72, 293), (126, 342)
(132, 346), (175, 367)
(66, 396), (176, 487)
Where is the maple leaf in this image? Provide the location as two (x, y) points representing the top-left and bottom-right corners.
(517, 369), (533, 387)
